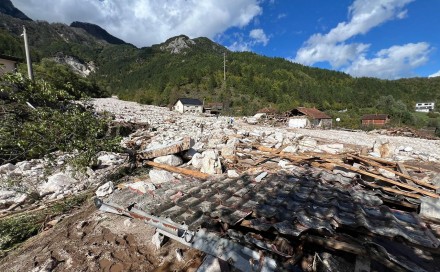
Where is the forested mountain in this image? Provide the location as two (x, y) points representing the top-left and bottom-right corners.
(1, 2), (439, 128)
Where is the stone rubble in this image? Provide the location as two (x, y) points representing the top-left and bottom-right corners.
(1, 97), (439, 213)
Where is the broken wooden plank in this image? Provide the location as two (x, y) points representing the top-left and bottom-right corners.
(349, 154), (438, 190)
(310, 161), (336, 171)
(144, 160), (209, 180)
(137, 137), (191, 160)
(325, 159), (439, 198)
(357, 155), (396, 166)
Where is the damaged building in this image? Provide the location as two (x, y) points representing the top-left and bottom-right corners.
(288, 107), (333, 129)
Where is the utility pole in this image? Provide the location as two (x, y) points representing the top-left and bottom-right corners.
(223, 52), (226, 81)
(22, 26), (33, 81)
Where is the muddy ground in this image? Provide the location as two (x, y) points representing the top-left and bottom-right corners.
(0, 200), (204, 272)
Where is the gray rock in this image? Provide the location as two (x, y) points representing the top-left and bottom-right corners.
(127, 181), (156, 193)
(200, 150), (223, 175)
(149, 169), (174, 183)
(15, 161), (32, 171)
(282, 145), (298, 153)
(39, 173), (77, 196)
(154, 155), (183, 166)
(0, 163), (16, 174)
(95, 181), (114, 197)
(97, 153), (126, 166)
(227, 170), (240, 178)
(191, 153), (203, 169)
(0, 190), (27, 209)
(372, 137), (394, 158)
(221, 138), (239, 157)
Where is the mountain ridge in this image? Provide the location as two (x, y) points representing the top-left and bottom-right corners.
(0, 0), (31, 21)
(70, 21), (127, 45)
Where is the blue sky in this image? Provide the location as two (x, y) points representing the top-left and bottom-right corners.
(12, 0), (440, 79)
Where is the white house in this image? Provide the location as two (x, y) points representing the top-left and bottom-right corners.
(415, 102), (435, 113)
(172, 98), (203, 114)
(0, 54), (19, 76)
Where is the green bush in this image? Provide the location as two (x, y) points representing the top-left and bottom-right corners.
(0, 73), (121, 167)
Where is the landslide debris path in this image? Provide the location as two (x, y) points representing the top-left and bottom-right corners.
(92, 97), (440, 161)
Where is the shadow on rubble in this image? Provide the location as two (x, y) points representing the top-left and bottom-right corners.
(199, 171), (440, 271)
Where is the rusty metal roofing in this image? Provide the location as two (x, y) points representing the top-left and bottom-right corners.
(293, 107), (331, 119)
(106, 173), (439, 249)
(361, 114), (390, 120)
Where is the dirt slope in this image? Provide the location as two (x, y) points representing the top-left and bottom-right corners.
(0, 200), (203, 271)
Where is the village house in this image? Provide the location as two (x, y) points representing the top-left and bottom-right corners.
(287, 107), (332, 128)
(361, 114), (390, 127)
(172, 98), (203, 114)
(203, 102), (223, 115)
(0, 54), (20, 76)
(415, 102), (435, 113)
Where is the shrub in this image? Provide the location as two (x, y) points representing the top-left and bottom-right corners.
(0, 73), (121, 167)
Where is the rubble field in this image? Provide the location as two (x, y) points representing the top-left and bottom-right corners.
(1, 97), (440, 271)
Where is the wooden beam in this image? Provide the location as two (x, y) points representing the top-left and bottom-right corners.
(357, 155), (396, 166)
(325, 159), (439, 198)
(137, 137), (191, 160)
(144, 161), (210, 180)
(349, 154), (438, 190)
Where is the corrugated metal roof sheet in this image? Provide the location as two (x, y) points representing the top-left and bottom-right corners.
(106, 173), (439, 248)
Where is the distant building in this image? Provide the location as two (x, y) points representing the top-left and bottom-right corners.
(172, 98), (203, 114)
(287, 107), (332, 128)
(361, 114), (390, 127)
(0, 54), (20, 76)
(415, 102), (435, 113)
(204, 102), (223, 115)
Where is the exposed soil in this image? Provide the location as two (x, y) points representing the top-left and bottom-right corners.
(0, 200), (204, 272)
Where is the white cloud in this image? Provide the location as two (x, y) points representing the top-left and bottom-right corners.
(277, 13), (287, 19)
(345, 43), (431, 79)
(11, 0), (262, 47)
(429, 70), (440, 78)
(227, 28), (270, 51)
(249, 28), (269, 46)
(228, 41), (252, 52)
(293, 0), (429, 79)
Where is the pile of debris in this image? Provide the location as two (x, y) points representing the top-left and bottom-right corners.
(370, 127), (439, 140)
(96, 133), (440, 271)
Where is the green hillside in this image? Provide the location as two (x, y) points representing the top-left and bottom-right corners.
(1, 6), (439, 129)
